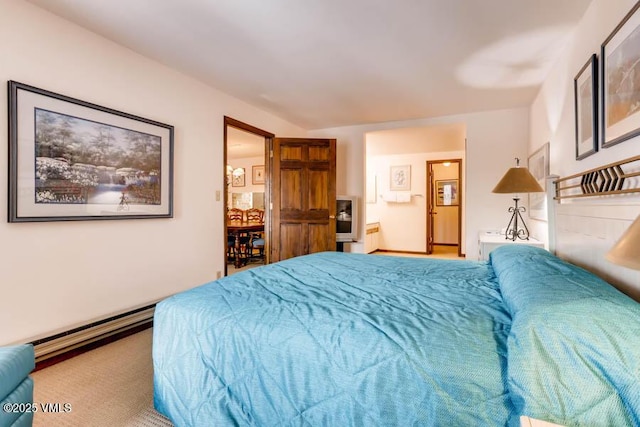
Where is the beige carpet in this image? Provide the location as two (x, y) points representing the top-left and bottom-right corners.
(31, 329), (173, 426)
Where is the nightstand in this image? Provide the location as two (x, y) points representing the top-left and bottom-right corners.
(478, 232), (544, 261)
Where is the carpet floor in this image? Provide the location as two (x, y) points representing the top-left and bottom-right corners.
(31, 328), (173, 426)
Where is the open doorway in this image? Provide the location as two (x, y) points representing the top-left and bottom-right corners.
(426, 159), (462, 256)
(364, 123), (466, 256)
(224, 117), (273, 276)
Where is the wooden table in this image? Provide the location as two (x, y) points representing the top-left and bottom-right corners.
(227, 221), (264, 268)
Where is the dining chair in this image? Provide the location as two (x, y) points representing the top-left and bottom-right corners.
(245, 208), (263, 223)
(227, 208), (250, 266)
(251, 235), (265, 262)
(227, 208), (244, 221)
(245, 209), (265, 262)
(227, 234), (252, 266)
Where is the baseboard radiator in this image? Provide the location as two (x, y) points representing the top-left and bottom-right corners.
(31, 304), (156, 363)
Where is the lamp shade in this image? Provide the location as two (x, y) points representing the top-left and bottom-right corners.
(606, 215), (640, 270)
(492, 166), (544, 193)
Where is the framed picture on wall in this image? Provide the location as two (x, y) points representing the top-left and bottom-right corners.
(232, 168), (246, 187)
(252, 165), (265, 184)
(390, 165), (411, 191)
(601, 1), (640, 148)
(574, 54), (598, 160)
(8, 81), (174, 222)
(435, 180), (458, 206)
(527, 142), (549, 221)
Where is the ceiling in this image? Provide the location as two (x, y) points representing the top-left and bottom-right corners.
(26, 0), (592, 130)
(227, 126), (265, 160)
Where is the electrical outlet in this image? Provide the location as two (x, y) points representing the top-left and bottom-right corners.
(216, 271), (222, 279)
(215, 191), (220, 201)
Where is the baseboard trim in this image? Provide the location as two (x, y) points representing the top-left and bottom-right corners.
(375, 249), (427, 255)
(32, 304), (156, 369)
(375, 248), (466, 258)
(34, 322), (152, 371)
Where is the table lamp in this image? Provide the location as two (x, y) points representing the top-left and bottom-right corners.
(606, 215), (640, 270)
(492, 157), (544, 241)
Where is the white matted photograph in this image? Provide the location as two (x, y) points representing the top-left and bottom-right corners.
(8, 81), (174, 222)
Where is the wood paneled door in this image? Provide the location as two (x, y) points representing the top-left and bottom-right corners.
(427, 162), (435, 255)
(270, 138), (336, 262)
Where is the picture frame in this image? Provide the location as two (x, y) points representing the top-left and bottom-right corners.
(574, 54), (598, 160)
(389, 165), (411, 191)
(435, 179), (458, 206)
(527, 142), (550, 221)
(252, 165), (265, 184)
(8, 81), (173, 222)
(601, 1), (640, 148)
(232, 168), (246, 187)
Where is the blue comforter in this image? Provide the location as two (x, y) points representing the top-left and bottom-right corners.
(153, 252), (515, 426)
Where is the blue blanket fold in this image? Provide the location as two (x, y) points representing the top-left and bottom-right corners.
(491, 245), (640, 426)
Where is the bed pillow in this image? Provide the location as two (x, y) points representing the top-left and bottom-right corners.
(490, 245), (640, 426)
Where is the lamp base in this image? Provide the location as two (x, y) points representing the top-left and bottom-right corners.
(504, 197), (530, 241)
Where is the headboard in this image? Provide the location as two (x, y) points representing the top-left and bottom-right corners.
(550, 155), (640, 301)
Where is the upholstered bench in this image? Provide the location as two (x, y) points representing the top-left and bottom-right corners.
(0, 344), (35, 427)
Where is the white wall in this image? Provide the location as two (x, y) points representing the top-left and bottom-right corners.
(0, 0), (306, 345)
(529, 0), (640, 298)
(228, 156), (266, 193)
(310, 107), (530, 259)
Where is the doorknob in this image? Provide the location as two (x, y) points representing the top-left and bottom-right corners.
(329, 215), (335, 219)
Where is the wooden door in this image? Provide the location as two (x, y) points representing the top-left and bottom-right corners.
(270, 138), (336, 262)
(426, 162), (435, 254)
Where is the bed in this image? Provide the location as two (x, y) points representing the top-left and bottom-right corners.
(153, 245), (640, 426)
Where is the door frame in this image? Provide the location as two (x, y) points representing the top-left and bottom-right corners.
(426, 159), (463, 257)
(223, 117), (274, 276)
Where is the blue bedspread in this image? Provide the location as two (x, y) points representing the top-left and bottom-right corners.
(153, 252), (515, 426)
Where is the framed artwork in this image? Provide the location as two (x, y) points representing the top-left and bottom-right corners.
(527, 142), (550, 221)
(252, 165), (265, 184)
(232, 168), (246, 187)
(574, 54), (598, 160)
(390, 165), (411, 191)
(601, 1), (640, 148)
(8, 81), (173, 222)
(435, 180), (458, 206)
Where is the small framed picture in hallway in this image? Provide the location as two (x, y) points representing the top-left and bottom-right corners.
(390, 165), (411, 191)
(435, 179), (458, 206)
(8, 81), (174, 222)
